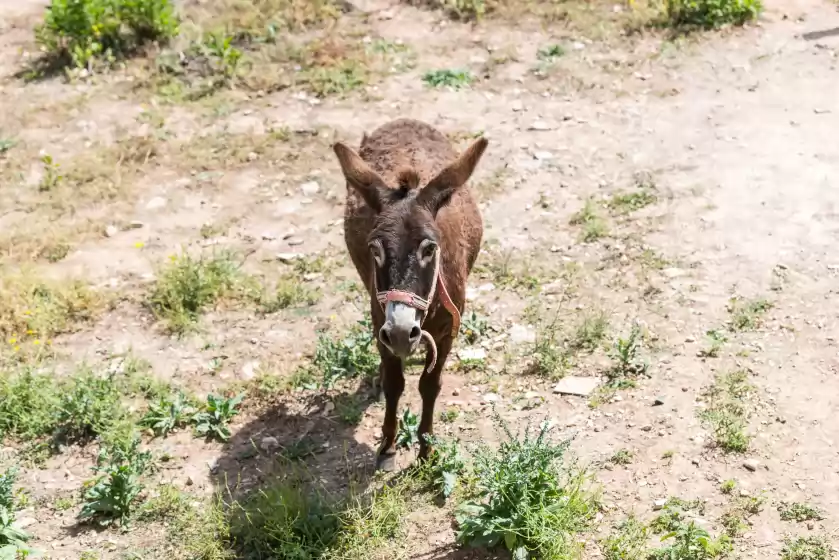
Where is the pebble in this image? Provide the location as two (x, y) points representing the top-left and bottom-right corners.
(104, 225), (118, 238)
(653, 499), (668, 510)
(452, 388), (460, 396)
(653, 397), (665, 406)
(300, 181), (321, 196)
(528, 120), (552, 131)
(483, 393), (499, 403)
(743, 459), (760, 472)
(145, 196), (167, 210)
(287, 238), (304, 247)
(641, 425), (653, 432)
(277, 252), (303, 263)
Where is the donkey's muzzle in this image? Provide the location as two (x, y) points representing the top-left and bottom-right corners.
(380, 302), (422, 357)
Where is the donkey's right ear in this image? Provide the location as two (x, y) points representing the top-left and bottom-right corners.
(333, 142), (390, 213)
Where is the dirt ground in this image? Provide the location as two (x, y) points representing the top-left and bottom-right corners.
(1, 0), (838, 558)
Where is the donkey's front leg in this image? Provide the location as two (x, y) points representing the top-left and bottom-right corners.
(377, 348), (405, 472)
(417, 335), (453, 461)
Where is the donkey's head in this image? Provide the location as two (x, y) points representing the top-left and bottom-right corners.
(333, 137), (488, 358)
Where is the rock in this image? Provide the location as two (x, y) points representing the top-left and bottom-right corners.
(743, 459), (760, 472)
(185, 475), (195, 486)
(145, 196), (166, 210)
(247, 151), (258, 161)
(459, 347), (486, 361)
(262, 232), (277, 241)
(322, 401), (335, 415)
(477, 282), (495, 292)
(641, 425), (653, 432)
(241, 360), (259, 380)
(452, 388), (460, 396)
(104, 225), (118, 238)
(524, 391), (540, 399)
(508, 324), (536, 344)
(483, 393), (499, 403)
(128, 220), (145, 229)
(528, 120), (552, 131)
(287, 238), (304, 247)
(300, 181), (320, 196)
(207, 458), (219, 474)
(277, 252), (303, 263)
(260, 436), (280, 451)
(653, 397), (665, 406)
(653, 499), (667, 511)
(553, 376), (600, 397)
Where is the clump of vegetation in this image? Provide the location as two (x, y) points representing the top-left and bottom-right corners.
(461, 310), (489, 345)
(650, 521), (731, 559)
(333, 393), (366, 425)
(421, 436), (466, 498)
(79, 436), (153, 527)
(310, 320), (379, 388)
(260, 276), (321, 313)
(140, 392), (195, 437)
(602, 516), (648, 560)
(720, 493), (765, 537)
(455, 416), (597, 559)
(409, 0), (492, 20)
(148, 251), (255, 334)
(422, 69), (474, 89)
(663, 0), (762, 29)
(396, 409), (420, 450)
(570, 199), (609, 242)
(537, 44), (565, 61)
(606, 324), (648, 388)
(39, 153), (62, 192)
(727, 297), (772, 332)
(699, 370), (754, 453)
(192, 394), (244, 442)
(698, 329), (727, 358)
(719, 479), (736, 494)
(35, 0), (179, 69)
(650, 497), (706, 534)
(570, 311), (609, 352)
(779, 502), (824, 523)
(609, 448), (634, 466)
(607, 184), (658, 215)
(0, 467), (31, 557)
(781, 536), (833, 560)
(530, 322), (571, 380)
(55, 369), (127, 445)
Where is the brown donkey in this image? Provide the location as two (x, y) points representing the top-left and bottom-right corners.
(333, 119), (488, 471)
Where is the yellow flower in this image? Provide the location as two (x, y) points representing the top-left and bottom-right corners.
(33, 340), (40, 346)
(26, 329), (34, 335)
(23, 310), (31, 316)
(47, 340), (52, 345)
(135, 242), (145, 249)
(13, 345), (20, 352)
(169, 255), (177, 262)
(8, 337), (16, 345)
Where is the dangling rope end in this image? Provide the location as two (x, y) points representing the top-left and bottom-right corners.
(421, 330), (437, 373)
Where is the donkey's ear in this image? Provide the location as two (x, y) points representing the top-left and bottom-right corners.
(417, 137), (488, 216)
(333, 142), (390, 212)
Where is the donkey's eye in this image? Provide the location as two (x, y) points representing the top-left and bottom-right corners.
(417, 239), (437, 267)
(369, 241), (385, 268)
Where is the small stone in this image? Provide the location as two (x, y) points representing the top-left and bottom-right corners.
(528, 120), (552, 131)
(247, 151), (258, 161)
(641, 425), (653, 432)
(287, 238), (304, 247)
(743, 459), (760, 472)
(553, 376), (600, 397)
(185, 475), (194, 486)
(524, 391), (539, 399)
(207, 458), (219, 474)
(685, 336), (696, 343)
(452, 388), (460, 396)
(300, 181), (320, 196)
(145, 196), (166, 210)
(459, 348), (487, 361)
(653, 397), (665, 406)
(658, 430), (666, 437)
(483, 393), (499, 403)
(653, 499), (667, 510)
(662, 267), (684, 278)
(533, 151), (554, 161)
(104, 225), (118, 238)
(277, 252), (303, 263)
(262, 232), (277, 241)
(128, 220), (145, 229)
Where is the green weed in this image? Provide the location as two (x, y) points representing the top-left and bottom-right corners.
(537, 44), (565, 61)
(570, 311), (609, 352)
(779, 502), (824, 523)
(650, 521), (731, 559)
(148, 251), (255, 334)
(439, 407), (459, 423)
(650, 497), (706, 534)
(461, 310), (489, 345)
(421, 435), (465, 498)
(606, 324), (648, 387)
(192, 394), (244, 442)
(721, 494), (764, 537)
(396, 409), (420, 449)
(570, 199), (609, 242)
(727, 297), (772, 332)
(422, 69), (474, 89)
(455, 415), (597, 559)
(411, 0), (491, 20)
(260, 276), (321, 313)
(79, 436), (152, 527)
(607, 186), (658, 215)
(39, 154), (62, 192)
(698, 329), (727, 358)
(781, 536), (833, 560)
(35, 0), (179, 69)
(609, 448), (634, 466)
(0, 478), (31, 557)
(663, 0), (762, 29)
(55, 369), (127, 445)
(699, 370), (754, 453)
(602, 516), (648, 560)
(0, 139), (15, 154)
(719, 479), (735, 494)
(531, 325), (571, 380)
(333, 394), (365, 426)
(312, 320), (379, 388)
(140, 392), (195, 437)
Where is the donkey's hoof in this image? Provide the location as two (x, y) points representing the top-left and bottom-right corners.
(376, 452), (398, 472)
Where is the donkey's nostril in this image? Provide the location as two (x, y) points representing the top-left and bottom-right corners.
(379, 325), (392, 347)
(409, 326), (421, 343)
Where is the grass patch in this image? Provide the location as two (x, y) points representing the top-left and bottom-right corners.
(333, 393), (366, 425)
(35, 0), (179, 71)
(530, 321), (572, 380)
(407, 0), (492, 20)
(606, 324), (648, 388)
(259, 275), (321, 313)
(602, 516), (648, 560)
(607, 185), (658, 215)
(609, 448), (634, 466)
(727, 297), (772, 332)
(148, 251), (257, 334)
(455, 415), (598, 559)
(570, 199), (609, 242)
(779, 502), (824, 523)
(698, 329), (727, 358)
(0, 466), (31, 557)
(650, 521), (731, 559)
(663, 0), (762, 29)
(570, 311), (609, 352)
(720, 493), (764, 537)
(419, 436), (466, 499)
(140, 392), (196, 437)
(422, 69), (474, 89)
(303, 320), (379, 389)
(699, 370), (754, 453)
(719, 479), (735, 495)
(461, 310), (489, 345)
(650, 497), (705, 534)
(194, 0), (342, 36)
(781, 536), (833, 560)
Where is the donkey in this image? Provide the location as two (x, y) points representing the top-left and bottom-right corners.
(333, 118), (488, 471)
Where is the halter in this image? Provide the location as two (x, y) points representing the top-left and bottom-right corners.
(372, 248), (461, 373)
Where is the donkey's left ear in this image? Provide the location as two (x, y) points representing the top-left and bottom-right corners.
(417, 137), (488, 216)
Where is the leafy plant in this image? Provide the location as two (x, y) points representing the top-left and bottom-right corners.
(396, 409), (420, 449)
(602, 516), (648, 560)
(455, 415), (597, 559)
(422, 69), (474, 89)
(781, 536), (833, 560)
(0, 509), (31, 559)
(650, 521), (731, 559)
(140, 392), (195, 437)
(719, 479), (735, 495)
(699, 370), (754, 453)
(0, 468), (17, 512)
(571, 311), (609, 352)
(461, 310), (488, 345)
(650, 497), (706, 534)
(39, 154), (62, 192)
(663, 0), (762, 29)
(55, 370), (125, 444)
(192, 393), (244, 442)
(607, 186), (658, 215)
(0, 138), (15, 154)
(79, 436), (152, 527)
(698, 329), (727, 358)
(779, 502), (824, 523)
(260, 276), (320, 312)
(35, 0), (179, 69)
(570, 199), (609, 242)
(609, 448), (634, 466)
(607, 324), (648, 387)
(422, 435), (465, 498)
(727, 297), (772, 332)
(537, 44), (565, 61)
(313, 320), (379, 388)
